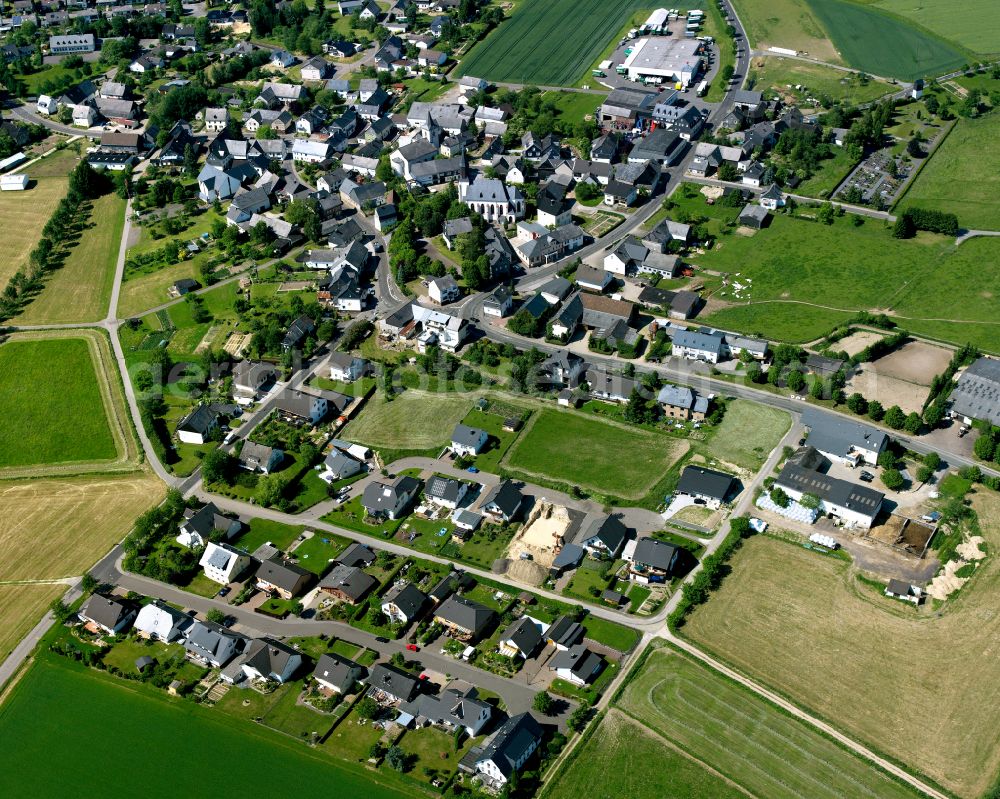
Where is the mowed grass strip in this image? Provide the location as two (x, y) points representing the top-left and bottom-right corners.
(0, 473), (164, 581)
(542, 710), (748, 799)
(0, 658), (414, 799)
(804, 0), (965, 80)
(0, 338), (117, 468)
(899, 114), (1000, 231)
(0, 584), (66, 661)
(505, 409), (684, 498)
(341, 390), (480, 451)
(618, 645), (925, 799)
(874, 0), (1000, 55)
(684, 493), (1000, 798)
(14, 193), (126, 325)
(457, 0), (663, 86)
(704, 400), (790, 471)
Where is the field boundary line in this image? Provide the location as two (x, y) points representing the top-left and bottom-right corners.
(891, 117), (958, 212)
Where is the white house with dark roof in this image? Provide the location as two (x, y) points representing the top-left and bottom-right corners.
(676, 466), (736, 508)
(176, 405), (219, 444)
(381, 581), (428, 624)
(239, 638), (302, 684)
(467, 712), (543, 789)
(434, 595), (495, 641)
(774, 448), (884, 529)
(184, 620), (246, 667)
(399, 683), (492, 736)
(239, 441), (283, 474)
(199, 542), (251, 584)
(362, 475), (422, 519)
(450, 423), (488, 457)
(425, 475), (470, 509)
(672, 328), (726, 363)
(177, 503), (241, 548)
(313, 653), (366, 694)
(498, 616), (545, 659)
(801, 408), (887, 466)
(481, 480), (524, 523)
(549, 644), (603, 686)
(79, 594), (136, 635)
(628, 537), (679, 583)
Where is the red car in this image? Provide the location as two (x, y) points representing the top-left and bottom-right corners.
(406, 643), (419, 652)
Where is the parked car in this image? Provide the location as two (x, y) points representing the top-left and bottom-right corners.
(859, 471), (874, 483)
(467, 466), (479, 473)
(406, 643), (419, 652)
(217, 587), (231, 597)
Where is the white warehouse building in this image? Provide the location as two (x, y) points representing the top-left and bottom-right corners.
(621, 36), (703, 86)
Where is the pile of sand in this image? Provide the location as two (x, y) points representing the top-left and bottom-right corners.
(504, 559), (548, 586)
(957, 536), (986, 561)
(926, 560), (970, 601)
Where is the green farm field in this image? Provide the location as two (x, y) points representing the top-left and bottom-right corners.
(898, 114), (1000, 230)
(805, 0), (965, 79)
(457, 0), (692, 86)
(504, 408), (686, 499)
(874, 0), (1000, 55)
(543, 710), (747, 799)
(617, 645), (925, 799)
(14, 193), (126, 325)
(684, 491), (1000, 798)
(0, 337), (117, 468)
(0, 658), (415, 799)
(664, 188), (1000, 350)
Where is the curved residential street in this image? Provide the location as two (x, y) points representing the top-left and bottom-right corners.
(0, 6), (973, 794)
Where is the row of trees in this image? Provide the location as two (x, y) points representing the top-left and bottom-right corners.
(0, 160), (108, 320)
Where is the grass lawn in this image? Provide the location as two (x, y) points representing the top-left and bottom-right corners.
(398, 725), (472, 783)
(618, 644), (924, 799)
(581, 614), (640, 652)
(747, 55), (893, 105)
(292, 532), (353, 577)
(183, 571), (226, 598)
(0, 153), (72, 289)
(804, 0), (965, 80)
(540, 90), (601, 131)
(702, 400), (790, 470)
(0, 583), (66, 660)
(459, 406), (526, 473)
(733, 0), (841, 63)
(504, 409), (685, 500)
(234, 518), (306, 553)
(562, 559), (612, 603)
(0, 473), (163, 581)
(898, 114), (1000, 231)
(0, 337), (117, 468)
(101, 637), (183, 675)
(684, 493), (1000, 799)
(873, 0), (1000, 55)
(341, 390), (478, 452)
(0, 657), (416, 799)
(792, 143), (857, 199)
(543, 710), (748, 799)
(118, 260), (199, 318)
(456, 0), (674, 86)
(14, 193), (126, 325)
